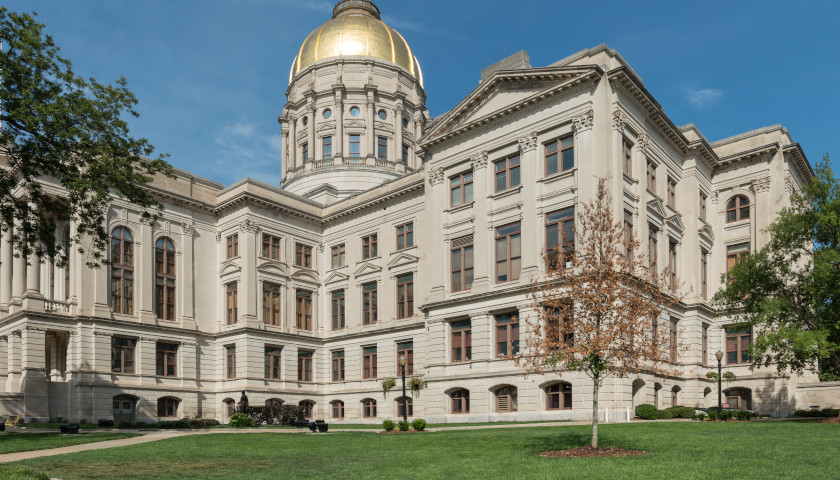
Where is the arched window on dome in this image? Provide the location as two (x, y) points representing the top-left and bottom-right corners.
(155, 237), (176, 320)
(110, 227), (134, 314)
(726, 195), (750, 223)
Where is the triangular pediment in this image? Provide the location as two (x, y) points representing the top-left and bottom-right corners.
(324, 270), (350, 285)
(219, 261), (241, 276)
(353, 262), (382, 277)
(666, 213), (685, 233)
(387, 251), (419, 269)
(290, 269), (319, 284)
(256, 261), (288, 277)
(345, 120), (366, 129)
(422, 66), (601, 145)
(374, 122), (394, 134)
(317, 121), (335, 132)
(647, 197), (667, 219)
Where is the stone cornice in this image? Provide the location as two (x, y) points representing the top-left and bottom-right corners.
(714, 143), (778, 175)
(782, 143), (814, 183)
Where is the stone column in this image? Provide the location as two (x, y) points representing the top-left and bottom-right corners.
(334, 91), (344, 159)
(239, 220), (259, 327)
(393, 104), (403, 164)
(471, 152), (490, 291)
(307, 102), (316, 162)
(0, 337), (8, 389)
(427, 168), (446, 302)
(23, 246), (44, 309)
(20, 326), (48, 418)
(180, 223), (196, 329)
(6, 331), (20, 392)
(137, 220), (155, 323)
(288, 115), (297, 169)
(11, 219), (26, 304)
(413, 114), (423, 169)
(366, 92), (376, 158)
(0, 227), (13, 309)
(518, 132), (539, 278)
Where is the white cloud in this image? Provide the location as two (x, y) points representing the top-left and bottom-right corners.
(683, 86), (723, 110)
(209, 122), (284, 185)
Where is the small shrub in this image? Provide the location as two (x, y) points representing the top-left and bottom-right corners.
(635, 404), (658, 420)
(666, 406), (696, 419)
(29, 418), (38, 424)
(656, 409), (674, 420)
(735, 410), (751, 421)
(720, 410), (734, 421)
(822, 408), (839, 417)
(695, 412), (707, 421)
(229, 413), (255, 428)
(155, 419), (190, 429)
(398, 420), (410, 432)
(708, 411), (718, 421)
(189, 417), (220, 429)
(412, 418), (427, 431)
(382, 419), (396, 432)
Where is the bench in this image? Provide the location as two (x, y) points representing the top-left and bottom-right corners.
(97, 419), (115, 428)
(60, 424), (79, 434)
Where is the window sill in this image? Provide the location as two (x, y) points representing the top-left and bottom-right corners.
(394, 245), (417, 254)
(358, 256), (381, 263)
(489, 185), (523, 200)
(538, 168), (576, 184)
(724, 219), (750, 229)
(446, 201), (474, 214)
(623, 173), (638, 184)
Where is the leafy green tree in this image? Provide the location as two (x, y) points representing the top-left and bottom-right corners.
(715, 155), (840, 381)
(0, 8), (171, 267)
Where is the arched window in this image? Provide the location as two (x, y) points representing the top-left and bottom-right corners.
(726, 196), (750, 223)
(653, 383), (662, 409)
(671, 386), (681, 407)
(451, 389), (469, 414)
(265, 398), (283, 408)
(396, 397), (413, 418)
(155, 237), (176, 320)
(223, 398), (236, 419)
(331, 401), (345, 419)
(158, 397), (179, 418)
(299, 400), (315, 419)
(362, 399), (377, 418)
(546, 382), (572, 410)
(725, 388), (752, 410)
(494, 386), (517, 412)
(631, 379), (645, 408)
(110, 227), (134, 314)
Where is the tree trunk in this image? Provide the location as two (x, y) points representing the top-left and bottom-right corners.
(591, 375), (599, 448)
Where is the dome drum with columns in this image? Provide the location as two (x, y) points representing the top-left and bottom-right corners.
(279, 0), (429, 205)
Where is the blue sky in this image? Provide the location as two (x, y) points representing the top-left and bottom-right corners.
(6, 0), (840, 186)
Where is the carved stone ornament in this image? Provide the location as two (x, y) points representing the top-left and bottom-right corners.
(471, 151), (489, 170)
(239, 219), (260, 234)
(710, 190), (719, 204)
(637, 132), (652, 151)
(182, 222), (195, 236)
(572, 108), (594, 134)
(612, 109), (627, 131)
(517, 132), (538, 153)
(752, 176), (771, 193)
(785, 173), (796, 194)
(215, 231), (222, 243)
(429, 167), (444, 186)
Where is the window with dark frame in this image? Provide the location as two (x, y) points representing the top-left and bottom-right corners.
(397, 397), (414, 417)
(362, 346), (378, 379)
(671, 387), (679, 407)
(111, 337), (136, 374)
(302, 142), (309, 163)
(396, 273), (414, 319)
(332, 350), (345, 382)
(296, 290), (312, 330)
(363, 399), (377, 418)
(362, 282), (377, 325)
(726, 196), (750, 223)
(349, 134), (360, 157)
(397, 341), (414, 376)
(300, 400), (314, 418)
(298, 350), (313, 382)
(654, 384), (661, 408)
(226, 233), (239, 259)
(494, 154), (521, 193)
(451, 389), (469, 414)
(624, 211), (634, 256)
(158, 398), (178, 418)
(495, 386), (518, 412)
(669, 241), (677, 294)
(702, 324), (709, 365)
(725, 388), (752, 410)
(155, 342), (178, 377)
(322, 135), (332, 160)
(545, 136), (574, 176)
(332, 401), (345, 419)
(667, 177), (677, 209)
(646, 160), (657, 193)
(726, 242), (750, 274)
(545, 208), (575, 270)
(265, 346), (282, 379)
(295, 243), (313, 268)
(263, 282), (281, 326)
(154, 237), (176, 321)
(377, 136), (388, 160)
(545, 305), (574, 349)
(700, 192), (707, 221)
(396, 222), (414, 250)
(262, 234), (281, 260)
(726, 326), (751, 365)
(495, 222), (521, 283)
(623, 138), (633, 176)
(670, 319), (678, 363)
(226, 283), (238, 325)
(331, 243), (346, 268)
(701, 250), (708, 300)
(495, 312), (520, 357)
(401, 144), (409, 164)
(362, 234), (378, 259)
(111, 227), (134, 315)
(546, 383), (572, 410)
(451, 235), (474, 292)
(331, 290), (346, 330)
(451, 320), (472, 363)
(226, 345), (236, 379)
(450, 172), (473, 207)
(648, 226), (658, 274)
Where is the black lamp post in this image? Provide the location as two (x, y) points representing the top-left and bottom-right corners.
(715, 350), (724, 419)
(399, 355), (408, 423)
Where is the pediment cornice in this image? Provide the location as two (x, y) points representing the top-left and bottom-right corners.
(647, 197), (667, 219)
(387, 251), (419, 269)
(353, 261), (382, 277)
(324, 269), (350, 285)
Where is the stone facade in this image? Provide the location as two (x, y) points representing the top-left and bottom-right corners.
(0, 1), (823, 424)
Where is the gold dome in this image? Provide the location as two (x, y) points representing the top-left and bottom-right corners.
(290, 1), (423, 86)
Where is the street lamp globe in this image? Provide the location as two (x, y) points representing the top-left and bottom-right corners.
(399, 355), (407, 367)
(715, 350), (723, 362)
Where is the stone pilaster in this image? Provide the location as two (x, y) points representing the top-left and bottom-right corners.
(518, 132), (539, 278)
(180, 223), (197, 330)
(239, 219), (259, 327)
(137, 219), (156, 324)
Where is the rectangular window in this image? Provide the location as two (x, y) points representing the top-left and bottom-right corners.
(262, 234), (281, 260)
(624, 211), (634, 256)
(111, 338), (136, 374)
(263, 282), (281, 326)
(646, 160), (656, 193)
(545, 207), (575, 269)
(331, 290), (345, 330)
(322, 136), (332, 160)
(648, 226), (658, 273)
(494, 155), (521, 192)
(396, 222), (414, 250)
(670, 319), (678, 363)
(226, 345), (236, 379)
(295, 243), (312, 268)
(451, 235), (474, 292)
(297, 350), (313, 382)
(331, 243), (346, 268)
(396, 273), (414, 319)
(495, 313), (520, 357)
(727, 242), (750, 273)
(726, 326), (751, 365)
(702, 324), (709, 365)
(700, 192), (707, 221)
(349, 134), (360, 157)
(362, 282), (378, 325)
(226, 234), (239, 259)
(451, 320), (472, 363)
(545, 136), (574, 176)
(332, 350), (345, 382)
(302, 142), (309, 162)
(397, 341), (414, 376)
(546, 306), (574, 348)
(667, 177), (677, 209)
(226, 283), (238, 325)
(701, 250), (708, 300)
(265, 346), (282, 380)
(362, 346), (378, 379)
(362, 234), (378, 259)
(295, 290), (312, 330)
(377, 136), (388, 160)
(155, 342), (178, 377)
(450, 172), (473, 207)
(669, 241), (677, 294)
(623, 138), (633, 176)
(495, 222), (521, 283)
(401, 144), (409, 164)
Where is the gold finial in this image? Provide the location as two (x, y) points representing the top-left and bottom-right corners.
(332, 0), (381, 20)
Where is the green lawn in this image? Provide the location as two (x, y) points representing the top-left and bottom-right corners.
(0, 432), (138, 454)
(8, 422), (840, 479)
(330, 419), (573, 429)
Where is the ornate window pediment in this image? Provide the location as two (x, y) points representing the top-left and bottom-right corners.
(666, 213), (685, 233)
(324, 270), (350, 285)
(290, 269), (319, 284)
(647, 197), (667, 219)
(353, 262), (382, 277)
(387, 251), (419, 270)
(256, 261), (288, 277)
(219, 261), (241, 276)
